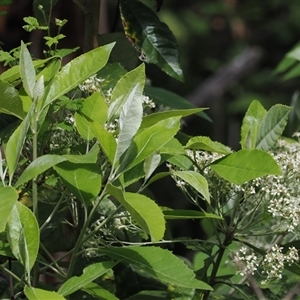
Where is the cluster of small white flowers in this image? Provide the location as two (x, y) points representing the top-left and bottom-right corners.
(261, 245), (299, 284)
(104, 119), (119, 134)
(234, 246), (259, 276)
(258, 138), (300, 232)
(234, 245), (299, 284)
(187, 150), (243, 197)
(142, 95), (156, 109)
(79, 74), (104, 94)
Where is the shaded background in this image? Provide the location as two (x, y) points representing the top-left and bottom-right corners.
(0, 0), (299, 255)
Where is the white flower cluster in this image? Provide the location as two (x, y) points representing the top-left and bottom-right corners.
(142, 95), (156, 109)
(254, 137), (300, 232)
(79, 74), (104, 94)
(261, 245), (299, 284)
(235, 245), (299, 284)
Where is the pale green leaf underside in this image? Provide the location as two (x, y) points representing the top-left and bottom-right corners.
(256, 104), (291, 151)
(240, 100), (267, 150)
(6, 202), (39, 273)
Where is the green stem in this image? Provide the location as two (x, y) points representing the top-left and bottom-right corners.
(39, 189), (67, 232)
(66, 189), (107, 278)
(81, 205), (122, 245)
(40, 243), (67, 277)
(0, 264), (22, 284)
(203, 235), (231, 300)
(32, 107), (39, 287)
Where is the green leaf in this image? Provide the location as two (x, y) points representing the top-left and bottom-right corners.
(0, 80), (25, 119)
(107, 184), (165, 241)
(240, 100), (267, 150)
(82, 282), (119, 300)
(286, 45), (300, 61)
(20, 41), (36, 99)
(163, 209), (223, 220)
(54, 162), (102, 205)
(0, 187), (18, 232)
(159, 138), (186, 155)
(75, 112), (95, 140)
(0, 57), (54, 83)
(125, 291), (169, 300)
(256, 104), (291, 151)
(33, 74), (44, 101)
(140, 108), (205, 131)
(5, 105), (32, 180)
(24, 286), (66, 300)
(81, 92), (108, 125)
(101, 246), (212, 290)
(167, 154), (193, 170)
(143, 152), (161, 182)
(91, 122), (117, 164)
(115, 82), (143, 163)
(144, 86), (211, 121)
(58, 261), (116, 297)
(123, 162), (145, 187)
(117, 116), (181, 174)
(185, 136), (232, 154)
(210, 149), (282, 185)
(172, 171), (210, 203)
(15, 155), (67, 188)
(108, 64), (145, 123)
(6, 202), (39, 273)
(120, 0), (183, 81)
(42, 43), (114, 109)
(36, 57), (61, 85)
(63, 145), (99, 164)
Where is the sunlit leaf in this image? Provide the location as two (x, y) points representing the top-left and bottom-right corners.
(256, 104), (291, 151)
(54, 162), (102, 205)
(211, 149), (282, 184)
(185, 136), (232, 154)
(117, 116), (181, 175)
(91, 121), (117, 164)
(240, 100), (267, 150)
(0, 187), (18, 232)
(82, 282), (119, 300)
(81, 92), (108, 125)
(0, 80), (25, 119)
(108, 64), (145, 123)
(19, 41), (36, 99)
(107, 184), (165, 241)
(115, 82), (143, 162)
(42, 43), (114, 109)
(6, 202), (39, 273)
(58, 261), (116, 297)
(173, 171), (210, 203)
(24, 286), (66, 300)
